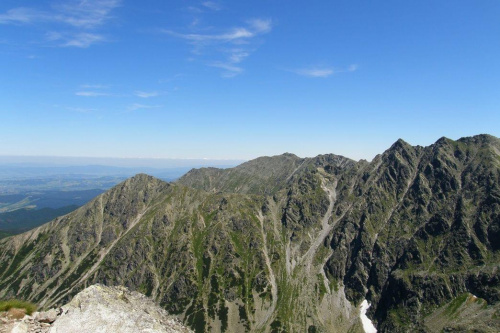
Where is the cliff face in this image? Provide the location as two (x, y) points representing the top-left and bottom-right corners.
(324, 135), (500, 331)
(1, 134), (499, 332)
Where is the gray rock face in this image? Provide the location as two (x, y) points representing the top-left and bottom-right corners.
(9, 322), (28, 333)
(0, 285), (191, 333)
(34, 309), (59, 324)
(49, 285), (192, 333)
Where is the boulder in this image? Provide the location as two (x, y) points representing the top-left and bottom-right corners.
(34, 309), (60, 323)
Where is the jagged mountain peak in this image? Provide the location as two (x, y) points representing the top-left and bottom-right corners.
(311, 153), (356, 168)
(178, 152), (357, 195)
(120, 173), (168, 187)
(237, 152), (302, 167)
(177, 153), (307, 195)
(281, 152), (299, 157)
(431, 134), (500, 150)
(394, 137), (410, 146)
(457, 133), (500, 146)
(385, 138), (414, 154)
(102, 173), (170, 207)
(127, 172), (160, 182)
(434, 136), (452, 144)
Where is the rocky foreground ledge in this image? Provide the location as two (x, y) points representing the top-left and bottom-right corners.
(0, 285), (192, 333)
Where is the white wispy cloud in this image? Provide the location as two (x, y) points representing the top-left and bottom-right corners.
(53, 0), (121, 29)
(45, 31), (64, 41)
(186, 6), (203, 14)
(65, 33), (105, 47)
(128, 103), (162, 111)
(292, 64), (358, 78)
(134, 91), (160, 98)
(295, 68), (334, 78)
(81, 84), (109, 89)
(0, 1), (121, 48)
(164, 17), (271, 45)
(163, 18), (272, 77)
(201, 1), (222, 11)
(210, 62), (243, 78)
(164, 27), (255, 43)
(248, 18), (272, 34)
(76, 91), (110, 97)
(0, 1), (121, 27)
(228, 49), (250, 63)
(0, 7), (42, 24)
(76, 87), (163, 98)
(48, 31), (106, 48)
(347, 64), (359, 72)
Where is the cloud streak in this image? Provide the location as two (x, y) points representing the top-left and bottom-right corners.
(0, 8), (42, 24)
(81, 84), (109, 89)
(0, 0), (121, 48)
(164, 28), (254, 43)
(48, 32), (106, 48)
(164, 19), (271, 44)
(128, 103), (162, 111)
(0, 0), (120, 28)
(209, 62), (243, 78)
(75, 86), (163, 98)
(295, 68), (334, 78)
(163, 18), (272, 77)
(292, 64), (358, 78)
(134, 91), (160, 98)
(201, 2), (222, 11)
(53, 0), (121, 29)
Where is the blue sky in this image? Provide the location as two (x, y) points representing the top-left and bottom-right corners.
(1, 0), (499, 162)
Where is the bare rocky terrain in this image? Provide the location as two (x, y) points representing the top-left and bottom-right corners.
(0, 285), (192, 333)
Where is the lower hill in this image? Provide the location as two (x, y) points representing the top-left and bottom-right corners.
(0, 134), (499, 332)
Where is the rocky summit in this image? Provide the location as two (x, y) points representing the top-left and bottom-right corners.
(1, 134), (500, 332)
(0, 284), (192, 333)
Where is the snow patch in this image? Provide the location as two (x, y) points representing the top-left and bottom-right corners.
(360, 300), (377, 333)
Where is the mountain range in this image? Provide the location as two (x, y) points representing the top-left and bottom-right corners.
(1, 134), (499, 332)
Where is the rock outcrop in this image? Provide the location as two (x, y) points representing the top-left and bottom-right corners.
(0, 285), (192, 333)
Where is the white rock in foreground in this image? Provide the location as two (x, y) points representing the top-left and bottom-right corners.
(359, 299), (377, 333)
(48, 284), (192, 333)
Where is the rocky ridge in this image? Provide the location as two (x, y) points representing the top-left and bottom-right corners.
(0, 134), (499, 332)
(0, 284), (192, 333)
